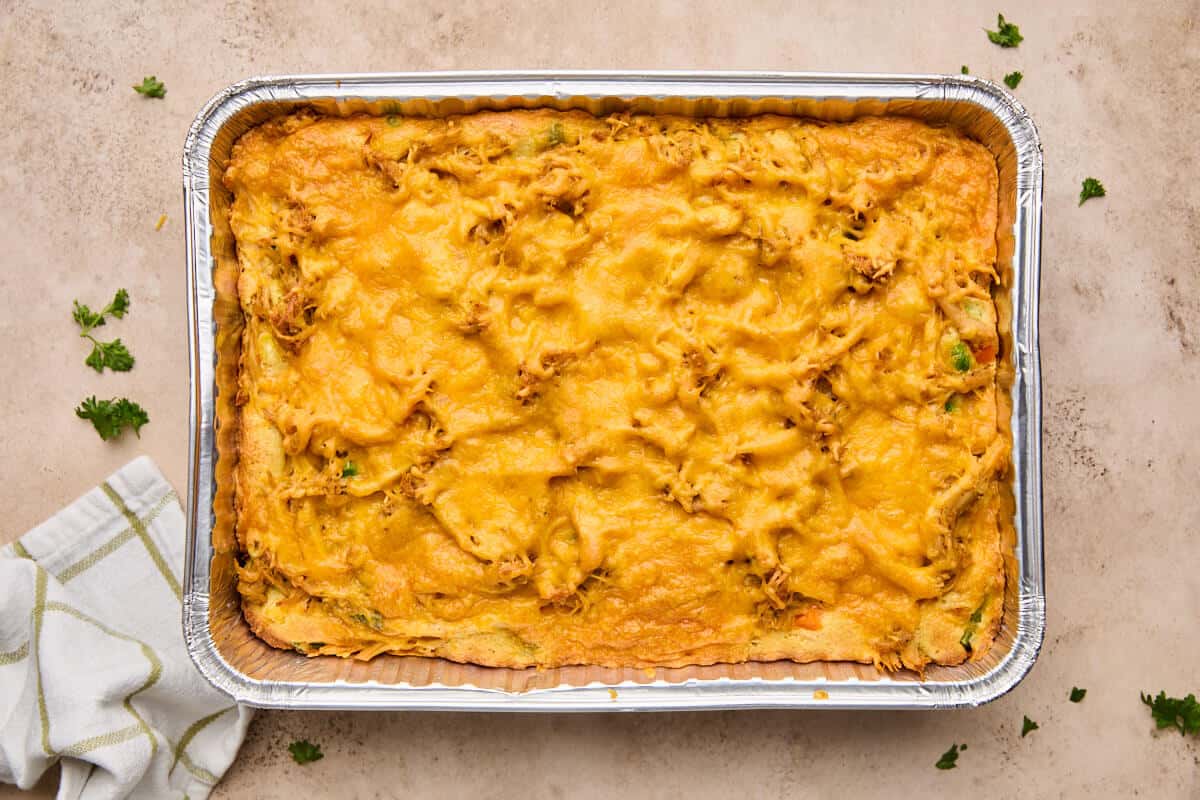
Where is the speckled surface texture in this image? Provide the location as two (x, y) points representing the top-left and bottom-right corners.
(2, 1), (1199, 797)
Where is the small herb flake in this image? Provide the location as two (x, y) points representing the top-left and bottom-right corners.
(935, 743), (964, 770)
(547, 121), (566, 147)
(986, 14), (1023, 48)
(950, 341), (973, 373)
(133, 76), (166, 98)
(961, 65), (970, 75)
(341, 461), (359, 478)
(1141, 691), (1200, 736)
(351, 610), (384, 630)
(1070, 687), (1087, 703)
(1021, 716), (1039, 737)
(1079, 177), (1106, 206)
(944, 395), (961, 413)
(1003, 71), (1023, 89)
(960, 600), (986, 651)
(288, 740), (324, 765)
(75, 396), (150, 441)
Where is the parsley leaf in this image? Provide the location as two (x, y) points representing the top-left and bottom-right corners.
(950, 341), (974, 373)
(986, 14), (1023, 48)
(288, 739), (324, 765)
(106, 288), (130, 319)
(1141, 691), (1200, 736)
(84, 338), (135, 373)
(1070, 687), (1087, 703)
(72, 301), (104, 331)
(961, 65), (970, 74)
(936, 743), (965, 770)
(75, 396), (150, 441)
(133, 76), (166, 98)
(1079, 177), (1106, 206)
(1021, 716), (1039, 737)
(944, 394), (961, 413)
(1003, 71), (1023, 89)
(341, 460), (359, 478)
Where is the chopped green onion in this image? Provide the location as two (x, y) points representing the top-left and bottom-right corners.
(950, 341), (973, 372)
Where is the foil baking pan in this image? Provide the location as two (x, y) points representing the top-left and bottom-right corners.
(183, 71), (1044, 710)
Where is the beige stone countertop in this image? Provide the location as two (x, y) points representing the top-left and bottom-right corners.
(3, 0), (1199, 797)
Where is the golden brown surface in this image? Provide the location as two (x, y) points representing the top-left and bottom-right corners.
(223, 109), (1008, 671)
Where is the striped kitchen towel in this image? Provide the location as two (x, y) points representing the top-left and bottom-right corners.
(0, 456), (251, 799)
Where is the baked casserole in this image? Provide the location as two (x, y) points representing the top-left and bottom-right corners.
(222, 109), (1011, 671)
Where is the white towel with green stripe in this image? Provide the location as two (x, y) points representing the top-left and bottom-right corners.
(0, 456), (251, 799)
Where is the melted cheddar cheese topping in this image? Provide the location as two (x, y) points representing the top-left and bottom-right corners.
(224, 110), (1010, 670)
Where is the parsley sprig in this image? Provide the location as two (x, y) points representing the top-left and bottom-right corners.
(75, 397), (149, 441)
(1070, 687), (1087, 703)
(73, 289), (135, 373)
(72, 289), (129, 329)
(986, 14), (1023, 48)
(133, 76), (166, 98)
(288, 739), (324, 764)
(1079, 178), (1106, 206)
(1003, 71), (1023, 90)
(1141, 691), (1200, 736)
(936, 743), (965, 770)
(1021, 716), (1039, 737)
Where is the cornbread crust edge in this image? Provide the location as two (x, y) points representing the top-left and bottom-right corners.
(220, 109), (1010, 671)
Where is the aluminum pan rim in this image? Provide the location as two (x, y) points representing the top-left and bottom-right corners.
(183, 71), (1044, 710)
